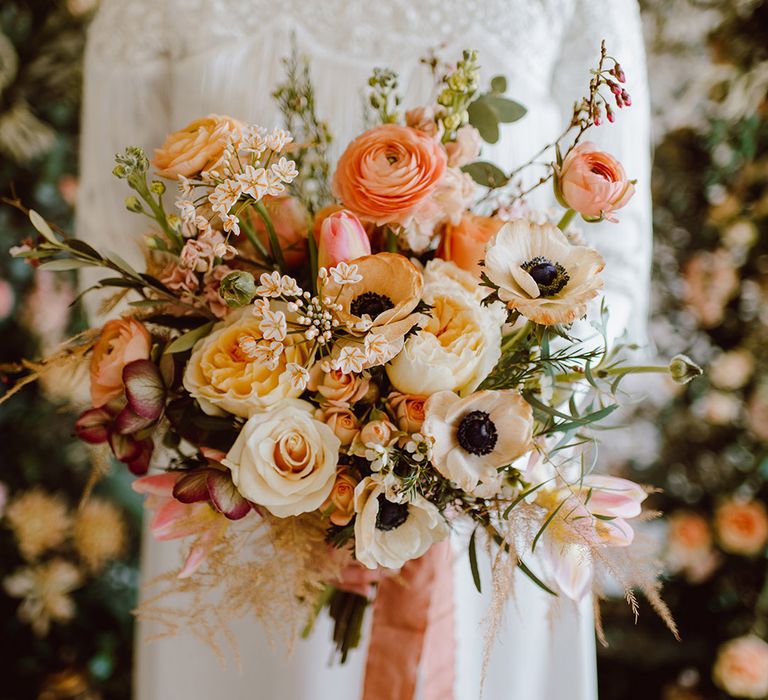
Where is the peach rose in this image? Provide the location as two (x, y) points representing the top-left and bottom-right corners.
(445, 125), (482, 167)
(316, 405), (360, 446)
(323, 469), (359, 526)
(666, 511), (719, 584)
(332, 124), (447, 226)
(90, 319), (152, 408)
(388, 392), (427, 433)
(309, 367), (370, 406)
(713, 635), (768, 699)
(153, 115), (242, 179)
(439, 213), (504, 276)
(358, 419), (396, 447)
(247, 195), (309, 269)
(405, 106), (440, 137)
(715, 500), (768, 556)
(556, 141), (635, 221)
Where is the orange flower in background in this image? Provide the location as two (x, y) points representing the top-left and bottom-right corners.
(713, 635), (768, 699)
(332, 124), (447, 226)
(715, 500), (768, 556)
(666, 511), (719, 584)
(153, 114), (242, 179)
(247, 195), (309, 269)
(439, 213), (504, 276)
(555, 141), (635, 221)
(323, 469), (359, 526)
(90, 318), (152, 408)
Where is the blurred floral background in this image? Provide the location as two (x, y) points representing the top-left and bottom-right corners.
(0, 1), (766, 698)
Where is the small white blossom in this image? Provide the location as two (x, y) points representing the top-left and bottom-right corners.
(9, 244), (32, 258)
(221, 214), (241, 236)
(251, 340), (284, 370)
(330, 261), (363, 286)
(255, 271), (285, 297)
(178, 175), (193, 197)
(241, 126), (267, 156)
(265, 170), (286, 197)
(236, 165), (270, 201)
(176, 198), (196, 222)
(252, 298), (271, 316)
(209, 179), (242, 215)
(354, 316), (374, 332)
(279, 276), (302, 297)
(258, 308), (287, 341)
(365, 444), (390, 473)
(333, 346), (367, 375)
(266, 128), (293, 152)
(404, 433), (433, 463)
(284, 363), (310, 392)
(364, 333), (389, 365)
(271, 157), (299, 183)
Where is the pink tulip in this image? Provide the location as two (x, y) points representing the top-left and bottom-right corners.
(133, 473), (229, 578)
(555, 142), (635, 222)
(317, 209), (371, 270)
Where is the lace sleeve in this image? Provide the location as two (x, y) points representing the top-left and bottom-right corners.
(552, 0), (653, 345)
(76, 0), (172, 309)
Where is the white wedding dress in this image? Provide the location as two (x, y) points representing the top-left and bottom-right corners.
(77, 1), (652, 698)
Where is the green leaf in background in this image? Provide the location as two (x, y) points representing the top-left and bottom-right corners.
(468, 527), (482, 593)
(490, 75), (507, 94)
(486, 96), (527, 123)
(38, 258), (93, 271)
(467, 97), (500, 143)
(29, 209), (59, 244)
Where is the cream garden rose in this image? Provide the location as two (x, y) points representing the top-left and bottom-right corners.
(183, 307), (307, 417)
(386, 260), (504, 396)
(222, 400), (340, 517)
(353, 477), (449, 569)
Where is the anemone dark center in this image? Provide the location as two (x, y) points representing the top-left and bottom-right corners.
(350, 292), (394, 320)
(520, 256), (569, 297)
(375, 494), (409, 531)
(457, 410), (498, 456)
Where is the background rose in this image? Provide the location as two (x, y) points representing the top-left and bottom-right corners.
(222, 400), (340, 517)
(152, 114), (241, 179)
(445, 125), (481, 167)
(555, 141), (635, 221)
(323, 469), (358, 526)
(332, 124), (446, 226)
(438, 213), (504, 276)
(715, 500), (768, 556)
(246, 195), (309, 269)
(183, 307), (307, 417)
(713, 636), (768, 698)
(90, 318), (152, 408)
(388, 392), (427, 432)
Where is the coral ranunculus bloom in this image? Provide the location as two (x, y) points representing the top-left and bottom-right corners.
(90, 318), (152, 408)
(332, 124), (447, 226)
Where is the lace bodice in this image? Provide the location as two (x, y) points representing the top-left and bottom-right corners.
(79, 0), (652, 343)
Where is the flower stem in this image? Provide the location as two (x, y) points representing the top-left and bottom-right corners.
(554, 364), (670, 384)
(557, 208), (576, 231)
(254, 200), (286, 272)
(501, 321), (531, 354)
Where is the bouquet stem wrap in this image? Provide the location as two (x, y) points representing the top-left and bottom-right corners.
(363, 540), (455, 700)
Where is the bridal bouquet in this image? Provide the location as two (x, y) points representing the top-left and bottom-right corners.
(5, 44), (687, 670)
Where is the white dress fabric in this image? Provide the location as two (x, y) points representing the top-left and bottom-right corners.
(77, 2), (652, 698)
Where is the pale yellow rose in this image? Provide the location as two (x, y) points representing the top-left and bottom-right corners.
(183, 307), (308, 418)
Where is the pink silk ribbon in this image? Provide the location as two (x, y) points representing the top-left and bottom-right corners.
(362, 540), (455, 700)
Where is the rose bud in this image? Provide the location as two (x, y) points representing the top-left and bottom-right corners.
(317, 210), (371, 270)
(554, 142), (635, 222)
(219, 270), (257, 308)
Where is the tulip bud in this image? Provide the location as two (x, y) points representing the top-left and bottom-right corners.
(669, 354), (703, 385)
(219, 270), (257, 308)
(317, 210), (371, 270)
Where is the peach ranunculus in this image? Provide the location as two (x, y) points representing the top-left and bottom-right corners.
(332, 124), (447, 226)
(183, 306), (308, 418)
(323, 469), (359, 526)
(317, 210), (371, 270)
(555, 141), (635, 222)
(715, 499), (768, 556)
(387, 392), (427, 433)
(439, 213), (504, 276)
(713, 635), (768, 699)
(153, 115), (242, 179)
(445, 125), (482, 168)
(247, 195), (309, 269)
(90, 319), (152, 408)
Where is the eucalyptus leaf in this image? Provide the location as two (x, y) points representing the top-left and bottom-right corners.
(486, 96), (527, 123)
(467, 98), (500, 143)
(164, 322), (214, 354)
(29, 210), (59, 245)
(490, 75), (507, 94)
(462, 161), (509, 189)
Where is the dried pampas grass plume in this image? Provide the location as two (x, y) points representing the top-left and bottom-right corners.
(5, 488), (71, 561)
(73, 498), (128, 573)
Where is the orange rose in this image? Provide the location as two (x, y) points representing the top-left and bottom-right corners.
(332, 124), (447, 226)
(439, 213), (504, 276)
(666, 511), (719, 583)
(715, 500), (768, 556)
(317, 406), (360, 446)
(713, 636), (768, 699)
(153, 115), (241, 179)
(388, 392), (427, 432)
(90, 319), (152, 408)
(309, 367), (370, 406)
(324, 469), (359, 526)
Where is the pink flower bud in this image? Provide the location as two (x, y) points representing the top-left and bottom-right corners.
(621, 90), (632, 107)
(317, 210), (371, 269)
